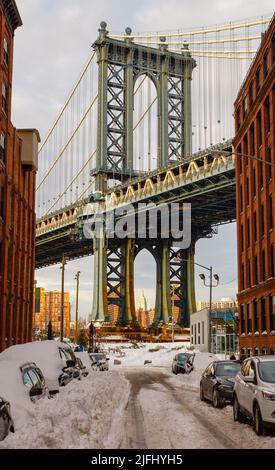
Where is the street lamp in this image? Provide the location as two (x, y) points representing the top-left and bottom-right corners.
(75, 271), (81, 342)
(60, 255), (67, 342)
(199, 265), (219, 353)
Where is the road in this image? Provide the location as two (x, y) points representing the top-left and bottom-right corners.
(119, 367), (275, 449)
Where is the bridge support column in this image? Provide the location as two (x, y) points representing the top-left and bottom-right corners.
(120, 239), (137, 325)
(153, 241), (171, 325)
(170, 244), (196, 327)
(91, 230), (108, 322)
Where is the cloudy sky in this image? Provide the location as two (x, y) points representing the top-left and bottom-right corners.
(11, 0), (274, 318)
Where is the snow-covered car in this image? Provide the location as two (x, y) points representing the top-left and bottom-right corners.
(75, 357), (89, 378)
(183, 352), (217, 374)
(172, 353), (195, 374)
(89, 353), (110, 371)
(0, 396), (14, 441)
(0, 341), (80, 394)
(0, 360), (48, 439)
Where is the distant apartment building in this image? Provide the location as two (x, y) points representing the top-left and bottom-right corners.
(34, 288), (71, 338)
(0, 0), (40, 352)
(197, 298), (237, 311)
(234, 15), (275, 356)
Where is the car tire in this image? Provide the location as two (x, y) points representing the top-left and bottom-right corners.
(200, 383), (205, 401)
(254, 404), (265, 436)
(175, 366), (178, 375)
(233, 395), (245, 422)
(212, 388), (222, 408)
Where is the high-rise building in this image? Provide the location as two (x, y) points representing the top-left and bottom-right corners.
(0, 1), (40, 352)
(34, 288), (71, 338)
(197, 298), (237, 311)
(234, 15), (275, 357)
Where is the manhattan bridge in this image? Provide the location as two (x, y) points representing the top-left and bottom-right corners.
(35, 15), (271, 327)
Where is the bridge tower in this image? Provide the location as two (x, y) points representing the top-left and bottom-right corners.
(91, 22), (196, 326)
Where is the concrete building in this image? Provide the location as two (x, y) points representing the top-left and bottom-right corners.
(34, 288), (71, 338)
(0, 0), (40, 352)
(234, 15), (275, 357)
(197, 298), (237, 311)
(191, 308), (238, 355)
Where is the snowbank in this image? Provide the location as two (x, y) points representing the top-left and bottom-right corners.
(0, 370), (130, 449)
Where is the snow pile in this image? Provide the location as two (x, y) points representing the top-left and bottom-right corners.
(0, 370), (130, 449)
(105, 342), (192, 368)
(170, 352), (218, 389)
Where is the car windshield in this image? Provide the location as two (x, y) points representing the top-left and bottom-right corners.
(258, 361), (275, 383)
(177, 354), (188, 363)
(90, 354), (106, 361)
(215, 362), (241, 377)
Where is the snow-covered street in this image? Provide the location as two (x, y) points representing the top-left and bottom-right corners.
(0, 342), (275, 449)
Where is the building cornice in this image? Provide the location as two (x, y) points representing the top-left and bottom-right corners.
(0, 0), (22, 34)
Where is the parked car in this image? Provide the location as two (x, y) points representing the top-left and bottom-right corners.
(75, 357), (89, 378)
(0, 341), (80, 394)
(89, 353), (109, 371)
(200, 360), (242, 407)
(172, 353), (195, 374)
(0, 360), (48, 440)
(233, 356), (275, 435)
(0, 396), (14, 441)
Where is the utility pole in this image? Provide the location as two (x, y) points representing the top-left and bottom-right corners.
(75, 271), (81, 342)
(60, 255), (67, 342)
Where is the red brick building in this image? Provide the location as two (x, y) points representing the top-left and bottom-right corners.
(234, 15), (275, 357)
(0, 1), (40, 352)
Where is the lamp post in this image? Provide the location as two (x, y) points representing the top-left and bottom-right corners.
(60, 255), (67, 342)
(199, 265), (219, 353)
(171, 284), (175, 343)
(75, 271), (81, 342)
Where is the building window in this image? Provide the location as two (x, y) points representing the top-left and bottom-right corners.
(264, 96), (270, 133)
(195, 324), (197, 345)
(256, 111), (262, 147)
(253, 299), (258, 332)
(269, 195), (273, 231)
(271, 244), (274, 278)
(272, 34), (275, 63)
(0, 133), (6, 162)
(0, 184), (4, 220)
(237, 144), (242, 174)
(261, 297), (266, 332)
(247, 303), (252, 333)
(243, 95), (248, 120)
(262, 250), (266, 282)
(253, 211), (257, 242)
(267, 147), (272, 181)
(241, 224), (244, 252)
(254, 254), (258, 285)
(2, 81), (7, 114)
(261, 204), (265, 237)
(252, 167), (256, 197)
(270, 296), (275, 332)
(248, 259), (251, 288)
(249, 123), (255, 155)
(241, 304), (245, 334)
(259, 159), (263, 189)
(254, 347), (260, 356)
(3, 37), (9, 65)
(241, 263), (245, 290)
(249, 81), (254, 107)
(241, 347), (246, 360)
(247, 218), (250, 247)
(246, 176), (250, 206)
(236, 107), (241, 130)
(255, 67), (261, 93)
(243, 134), (248, 166)
(240, 185), (243, 212)
(263, 51), (269, 78)
(202, 321), (205, 344)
